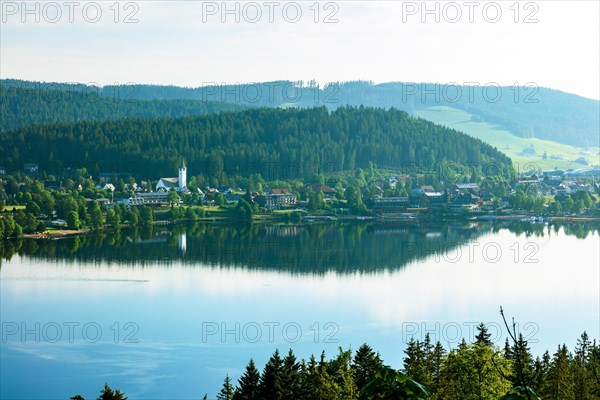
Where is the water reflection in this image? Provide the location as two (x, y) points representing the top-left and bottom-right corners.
(1, 220), (598, 271)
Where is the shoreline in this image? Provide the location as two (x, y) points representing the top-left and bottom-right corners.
(14, 213), (600, 240)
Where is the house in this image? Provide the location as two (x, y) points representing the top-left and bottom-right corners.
(255, 189), (297, 209)
(96, 198), (111, 207)
(368, 197), (410, 212)
(156, 161), (189, 193)
(270, 188), (290, 195)
(386, 176), (399, 189)
(24, 163), (39, 174)
(454, 183), (480, 194)
(119, 192), (169, 209)
(451, 192), (480, 205)
(102, 183), (116, 192)
(410, 188), (446, 207)
(363, 185), (384, 199)
(569, 181), (592, 193)
(224, 192), (241, 204)
(300, 183), (337, 199)
(422, 192), (447, 207)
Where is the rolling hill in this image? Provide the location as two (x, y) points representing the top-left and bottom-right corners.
(0, 107), (513, 181)
(2, 79), (598, 169)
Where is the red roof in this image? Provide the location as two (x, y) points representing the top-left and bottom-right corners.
(271, 188), (290, 195)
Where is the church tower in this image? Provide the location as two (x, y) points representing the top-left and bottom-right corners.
(178, 161), (187, 189)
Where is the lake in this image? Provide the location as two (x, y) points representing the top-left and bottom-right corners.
(1, 220), (598, 399)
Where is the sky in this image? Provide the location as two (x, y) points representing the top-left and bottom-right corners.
(1, 0), (599, 100)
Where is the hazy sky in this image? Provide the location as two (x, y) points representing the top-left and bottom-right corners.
(1, 0), (599, 99)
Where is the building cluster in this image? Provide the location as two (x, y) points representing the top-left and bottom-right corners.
(4, 161), (598, 214)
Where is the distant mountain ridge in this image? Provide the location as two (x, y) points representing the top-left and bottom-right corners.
(0, 80), (248, 133)
(2, 79), (598, 148)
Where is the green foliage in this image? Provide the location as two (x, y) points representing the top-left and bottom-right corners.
(97, 383), (127, 400)
(139, 206), (154, 225)
(235, 359), (261, 400)
(67, 211), (81, 230)
(167, 190), (180, 206)
(360, 365), (429, 400)
(437, 340), (511, 399)
(352, 343), (383, 395)
(500, 386), (541, 400)
(216, 375), (235, 400)
(0, 80), (246, 133)
(259, 349), (283, 400)
(8, 79), (597, 146)
(234, 198), (255, 220)
(1, 107), (512, 183)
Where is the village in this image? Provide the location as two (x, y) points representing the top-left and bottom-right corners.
(2, 161), (599, 235)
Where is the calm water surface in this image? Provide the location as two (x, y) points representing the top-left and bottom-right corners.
(1, 221), (598, 399)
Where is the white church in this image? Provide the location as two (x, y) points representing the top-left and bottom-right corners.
(156, 161), (189, 193)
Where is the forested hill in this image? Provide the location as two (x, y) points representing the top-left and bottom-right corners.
(0, 107), (512, 181)
(3, 79), (597, 147)
(0, 81), (247, 132)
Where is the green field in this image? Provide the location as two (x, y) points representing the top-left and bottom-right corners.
(415, 106), (600, 172)
(2, 205), (26, 211)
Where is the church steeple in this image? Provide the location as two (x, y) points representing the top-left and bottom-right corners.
(178, 161), (187, 189)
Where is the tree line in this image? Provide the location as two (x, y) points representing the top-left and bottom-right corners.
(70, 327), (599, 400)
(0, 106), (513, 184)
(6, 79), (597, 147)
(0, 81), (247, 133)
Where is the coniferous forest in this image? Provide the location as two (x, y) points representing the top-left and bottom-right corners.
(0, 81), (247, 133)
(72, 328), (600, 400)
(0, 106), (513, 182)
(4, 79), (598, 147)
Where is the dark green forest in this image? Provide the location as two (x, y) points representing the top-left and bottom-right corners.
(0, 106), (513, 182)
(208, 329), (600, 400)
(0, 81), (247, 133)
(4, 79), (597, 147)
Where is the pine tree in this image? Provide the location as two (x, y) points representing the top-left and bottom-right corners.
(259, 349), (283, 400)
(297, 356), (318, 400)
(475, 322), (493, 347)
(236, 359), (260, 400)
(97, 384), (127, 400)
(281, 349), (301, 400)
(403, 338), (428, 386)
(216, 375), (235, 400)
(547, 344), (575, 400)
(589, 340), (600, 398)
(430, 341), (447, 395)
(573, 331), (592, 400)
(352, 343), (383, 393)
(315, 351), (341, 399)
(534, 351), (551, 398)
(508, 333), (535, 388)
(330, 348), (358, 400)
